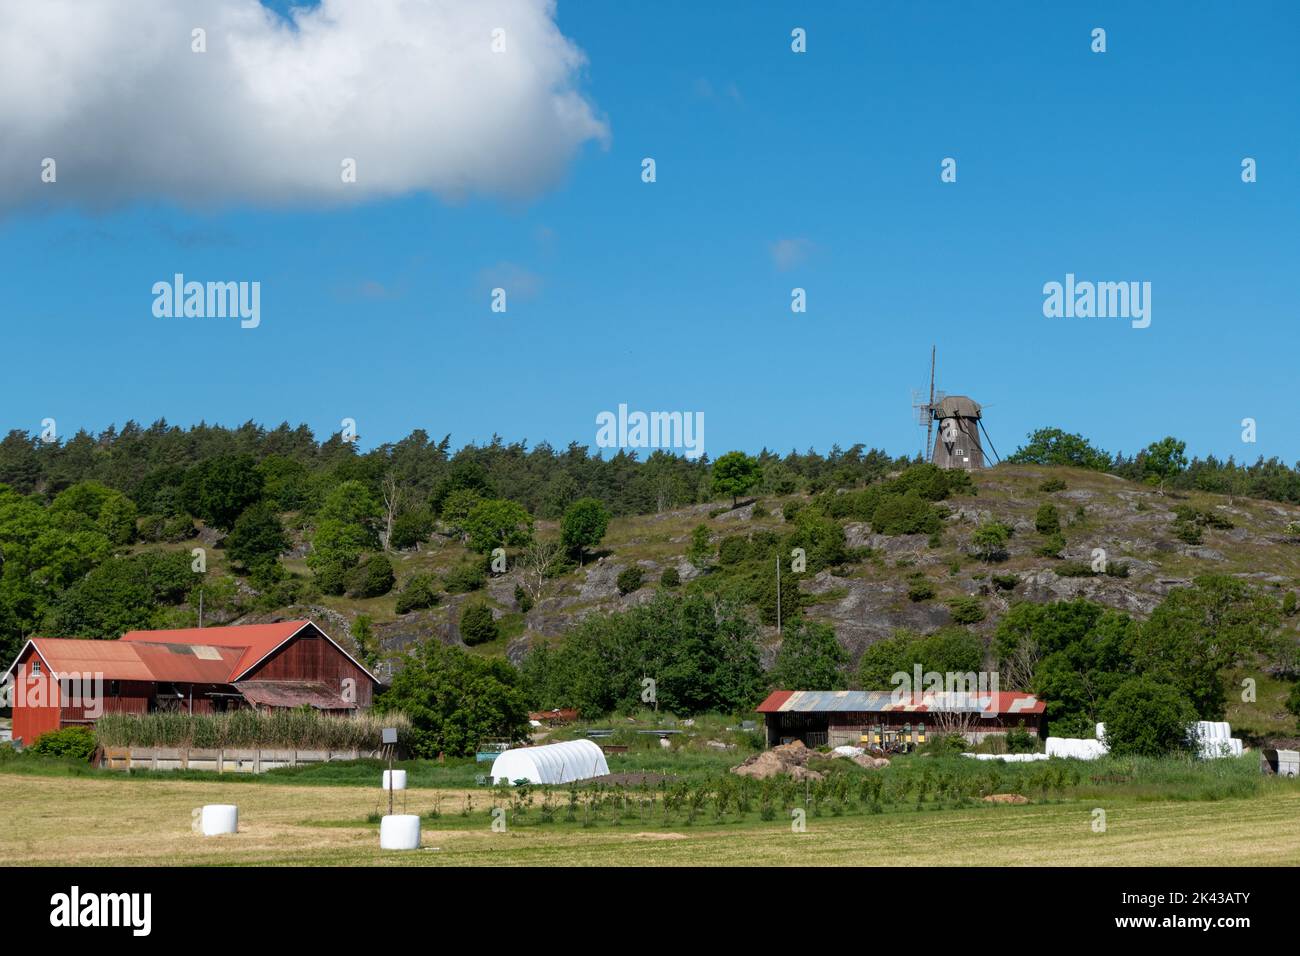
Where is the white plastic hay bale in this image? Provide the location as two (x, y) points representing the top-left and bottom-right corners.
(379, 814), (421, 850)
(382, 769), (407, 791)
(1046, 737), (1107, 760)
(1095, 722), (1106, 740)
(201, 804), (238, 836)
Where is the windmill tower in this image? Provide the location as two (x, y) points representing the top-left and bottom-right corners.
(912, 347), (997, 471)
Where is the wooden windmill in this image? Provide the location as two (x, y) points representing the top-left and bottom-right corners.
(912, 346), (998, 471)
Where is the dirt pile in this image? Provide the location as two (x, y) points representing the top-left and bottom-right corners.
(732, 740), (825, 781)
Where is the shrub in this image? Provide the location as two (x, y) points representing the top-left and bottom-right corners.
(907, 580), (935, 602)
(782, 500), (804, 522)
(1034, 503), (1061, 536)
(1038, 477), (1067, 493)
(1055, 561), (1096, 577)
(970, 520), (1011, 562)
(660, 567), (681, 588)
(1100, 677), (1197, 757)
(617, 566), (644, 595)
(395, 574), (439, 614)
(389, 509), (434, 550)
(872, 492), (943, 536)
(344, 553), (396, 598)
(1005, 724), (1036, 754)
(1036, 531), (1066, 558)
(717, 535), (750, 566)
(30, 727), (96, 760)
(459, 602), (499, 646)
(947, 596), (986, 625)
(992, 574), (1019, 591)
(514, 584), (534, 613)
(751, 502), (769, 518)
(443, 558), (487, 593)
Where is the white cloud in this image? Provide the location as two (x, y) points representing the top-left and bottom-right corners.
(0, 0), (608, 211)
(770, 237), (813, 271)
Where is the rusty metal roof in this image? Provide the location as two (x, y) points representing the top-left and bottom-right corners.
(130, 642), (244, 684)
(121, 620), (309, 680)
(237, 681), (355, 710)
(755, 689), (1043, 715)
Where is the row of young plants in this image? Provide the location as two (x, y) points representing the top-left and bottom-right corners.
(414, 760), (1097, 829)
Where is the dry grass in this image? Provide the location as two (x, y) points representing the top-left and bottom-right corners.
(3, 771), (1298, 867)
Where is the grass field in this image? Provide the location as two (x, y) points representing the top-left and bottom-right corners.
(4, 768), (1299, 866)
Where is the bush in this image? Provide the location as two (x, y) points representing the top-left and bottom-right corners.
(1005, 724), (1036, 754)
(1099, 677), (1197, 757)
(717, 535), (750, 566)
(1034, 503), (1061, 535)
(1036, 531), (1066, 558)
(389, 509), (434, 550)
(515, 583), (534, 613)
(871, 492), (943, 536)
(1174, 520), (1202, 545)
(992, 574), (1019, 591)
(1038, 477), (1067, 493)
(782, 500), (804, 522)
(459, 602), (500, 646)
(617, 566), (644, 595)
(970, 520), (1012, 562)
(395, 573), (439, 614)
(30, 727), (96, 760)
(443, 558), (486, 593)
(344, 553), (396, 598)
(907, 580), (935, 602)
(660, 567), (681, 588)
(947, 596), (986, 625)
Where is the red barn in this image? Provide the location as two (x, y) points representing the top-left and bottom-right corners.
(3, 620), (381, 745)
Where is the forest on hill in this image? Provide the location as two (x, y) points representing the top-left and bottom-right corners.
(2, 420), (1300, 757)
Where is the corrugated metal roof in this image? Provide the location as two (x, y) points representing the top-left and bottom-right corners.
(22, 639), (157, 681)
(131, 642), (244, 684)
(756, 689), (1044, 715)
(121, 620), (309, 680)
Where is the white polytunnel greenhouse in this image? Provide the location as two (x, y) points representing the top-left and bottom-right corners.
(489, 739), (610, 785)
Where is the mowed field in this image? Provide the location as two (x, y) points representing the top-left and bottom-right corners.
(4, 772), (1299, 866)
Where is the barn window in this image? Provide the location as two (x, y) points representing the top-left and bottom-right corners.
(107, 680), (120, 696)
(30, 660), (40, 677)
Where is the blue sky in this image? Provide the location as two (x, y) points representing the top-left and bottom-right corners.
(2, 0), (1297, 463)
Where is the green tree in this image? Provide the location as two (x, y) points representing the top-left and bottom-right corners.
(1140, 436), (1188, 494)
(225, 502), (289, 577)
(1130, 575), (1280, 718)
(376, 640), (529, 757)
(711, 451), (761, 508)
(345, 554), (396, 598)
(857, 627), (983, 688)
(1008, 428), (1112, 471)
(769, 619), (847, 690)
(459, 602), (499, 646)
(181, 455), (264, 530)
(463, 498), (534, 554)
(687, 524), (712, 570)
(350, 615), (379, 668)
(970, 520), (1011, 562)
(1034, 503), (1060, 536)
(1099, 677), (1196, 757)
(560, 497), (610, 564)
